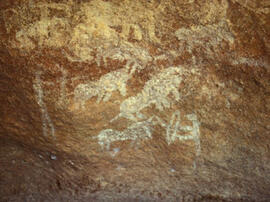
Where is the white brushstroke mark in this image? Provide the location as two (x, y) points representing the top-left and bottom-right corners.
(111, 66), (183, 122)
(110, 148), (120, 157)
(59, 66), (67, 104)
(50, 154), (57, 160)
(193, 161), (197, 170)
(231, 57), (269, 69)
(33, 71), (55, 138)
(71, 75), (89, 83)
(170, 168), (176, 173)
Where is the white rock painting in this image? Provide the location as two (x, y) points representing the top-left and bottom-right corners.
(33, 71), (55, 138)
(165, 111), (201, 157)
(95, 45), (152, 68)
(175, 21), (234, 54)
(74, 61), (140, 108)
(231, 57), (269, 69)
(96, 117), (155, 150)
(111, 66), (183, 122)
(97, 110), (201, 157)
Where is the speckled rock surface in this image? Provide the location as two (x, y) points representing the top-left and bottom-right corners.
(0, 0), (269, 201)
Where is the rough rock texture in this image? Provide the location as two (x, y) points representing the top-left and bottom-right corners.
(0, 0), (270, 201)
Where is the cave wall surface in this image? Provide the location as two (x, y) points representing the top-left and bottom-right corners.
(0, 0), (270, 201)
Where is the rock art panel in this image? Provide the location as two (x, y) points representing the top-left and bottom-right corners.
(175, 21), (234, 55)
(1, 0), (269, 201)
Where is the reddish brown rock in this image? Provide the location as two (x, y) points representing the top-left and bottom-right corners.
(0, 0), (269, 201)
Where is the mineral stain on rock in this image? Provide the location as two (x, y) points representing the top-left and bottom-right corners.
(0, 0), (270, 201)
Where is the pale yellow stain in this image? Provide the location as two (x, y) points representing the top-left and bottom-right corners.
(10, 0), (161, 61)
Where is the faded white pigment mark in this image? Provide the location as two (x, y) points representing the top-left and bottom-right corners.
(33, 71), (55, 138)
(59, 66), (67, 104)
(110, 148), (120, 157)
(111, 66), (183, 122)
(231, 57), (269, 69)
(170, 168), (176, 173)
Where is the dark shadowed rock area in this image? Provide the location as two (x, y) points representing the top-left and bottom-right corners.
(0, 0), (269, 201)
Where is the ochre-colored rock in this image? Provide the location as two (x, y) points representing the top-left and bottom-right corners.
(0, 0), (269, 201)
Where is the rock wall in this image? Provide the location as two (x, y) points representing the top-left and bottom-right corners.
(0, 0), (269, 201)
